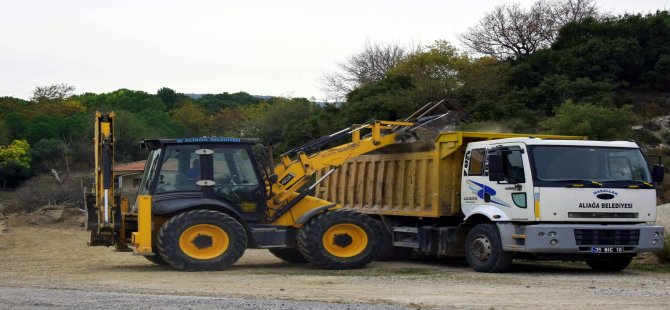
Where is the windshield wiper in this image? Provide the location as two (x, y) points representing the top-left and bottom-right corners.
(604, 180), (654, 188)
(556, 179), (603, 187)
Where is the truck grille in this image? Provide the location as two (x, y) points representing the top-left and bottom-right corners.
(568, 212), (638, 219)
(574, 229), (639, 246)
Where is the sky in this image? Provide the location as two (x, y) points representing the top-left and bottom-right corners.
(0, 0), (667, 101)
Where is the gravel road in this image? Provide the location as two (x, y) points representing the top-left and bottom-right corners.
(0, 215), (668, 310)
(0, 286), (412, 310)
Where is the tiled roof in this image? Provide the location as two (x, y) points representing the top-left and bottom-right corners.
(113, 160), (146, 172)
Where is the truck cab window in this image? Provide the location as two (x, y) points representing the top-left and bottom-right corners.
(503, 146), (525, 184)
(468, 148), (486, 176)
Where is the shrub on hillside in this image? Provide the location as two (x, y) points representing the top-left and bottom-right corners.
(2, 174), (84, 214)
(654, 234), (670, 263)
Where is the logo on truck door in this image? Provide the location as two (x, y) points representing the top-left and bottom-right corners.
(466, 179), (511, 207)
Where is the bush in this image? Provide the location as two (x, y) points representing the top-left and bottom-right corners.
(2, 173), (84, 214)
(540, 101), (634, 140)
(655, 234), (670, 263)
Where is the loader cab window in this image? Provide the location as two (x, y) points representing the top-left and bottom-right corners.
(154, 144), (202, 193)
(137, 148), (161, 196)
(211, 146), (262, 210)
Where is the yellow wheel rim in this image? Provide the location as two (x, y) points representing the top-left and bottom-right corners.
(322, 223), (368, 258)
(179, 224), (229, 260)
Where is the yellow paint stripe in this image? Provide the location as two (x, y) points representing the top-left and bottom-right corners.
(534, 200), (540, 220)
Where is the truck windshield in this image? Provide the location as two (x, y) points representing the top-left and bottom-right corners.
(530, 146), (652, 184)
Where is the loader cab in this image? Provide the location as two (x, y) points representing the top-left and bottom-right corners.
(138, 137), (266, 222)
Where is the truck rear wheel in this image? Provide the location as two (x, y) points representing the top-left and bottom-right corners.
(465, 223), (513, 273)
(157, 209), (247, 271)
(268, 248), (308, 263)
(375, 219), (413, 261)
(298, 209), (381, 269)
(586, 255), (633, 272)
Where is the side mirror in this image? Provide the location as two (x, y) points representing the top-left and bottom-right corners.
(488, 152), (505, 182)
(268, 174), (279, 184)
(652, 164), (665, 183)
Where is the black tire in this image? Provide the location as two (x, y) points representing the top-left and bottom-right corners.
(144, 253), (168, 265)
(268, 248), (309, 263)
(375, 219), (413, 261)
(298, 209), (381, 270)
(465, 223), (513, 273)
(157, 209), (247, 271)
(586, 255), (633, 272)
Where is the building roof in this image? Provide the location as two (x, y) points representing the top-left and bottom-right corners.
(114, 160), (146, 173)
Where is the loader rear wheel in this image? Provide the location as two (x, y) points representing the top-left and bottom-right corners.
(268, 248), (308, 263)
(144, 253), (168, 265)
(157, 209), (247, 271)
(298, 209), (380, 269)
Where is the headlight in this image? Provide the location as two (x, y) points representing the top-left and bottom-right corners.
(652, 239), (659, 245)
(550, 239), (559, 245)
(548, 231), (557, 238)
(654, 232), (660, 238)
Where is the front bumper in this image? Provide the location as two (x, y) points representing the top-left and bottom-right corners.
(498, 223), (665, 253)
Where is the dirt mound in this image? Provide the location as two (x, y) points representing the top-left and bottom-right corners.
(7, 205), (84, 229)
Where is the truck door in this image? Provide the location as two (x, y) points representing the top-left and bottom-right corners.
(461, 144), (534, 221)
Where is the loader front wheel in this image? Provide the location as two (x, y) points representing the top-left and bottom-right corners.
(157, 210), (247, 271)
(298, 209), (380, 269)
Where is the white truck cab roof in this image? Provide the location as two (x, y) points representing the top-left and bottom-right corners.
(468, 137), (640, 149)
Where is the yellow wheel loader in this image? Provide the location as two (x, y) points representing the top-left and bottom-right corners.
(85, 103), (451, 271)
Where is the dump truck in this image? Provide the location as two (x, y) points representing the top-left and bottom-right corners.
(315, 131), (666, 272)
(86, 108), (456, 271)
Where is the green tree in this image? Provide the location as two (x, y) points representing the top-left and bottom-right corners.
(30, 139), (67, 172)
(196, 92), (261, 112)
(238, 98), (328, 154)
(77, 89), (166, 113)
(342, 41), (472, 124)
(540, 101), (634, 139)
(171, 101), (212, 136)
(0, 140), (31, 188)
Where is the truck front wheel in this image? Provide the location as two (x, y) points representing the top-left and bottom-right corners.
(586, 255), (633, 272)
(465, 223), (513, 273)
(157, 209), (247, 271)
(298, 209), (381, 269)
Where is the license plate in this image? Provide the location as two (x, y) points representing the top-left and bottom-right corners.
(591, 247), (624, 253)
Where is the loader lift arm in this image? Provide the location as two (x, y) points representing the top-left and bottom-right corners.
(267, 120), (414, 223)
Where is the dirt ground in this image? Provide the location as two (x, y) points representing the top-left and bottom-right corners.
(0, 211), (669, 310)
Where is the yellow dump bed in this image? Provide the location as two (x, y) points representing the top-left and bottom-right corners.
(315, 131), (584, 218)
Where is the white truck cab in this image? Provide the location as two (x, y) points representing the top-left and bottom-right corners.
(460, 137), (664, 270)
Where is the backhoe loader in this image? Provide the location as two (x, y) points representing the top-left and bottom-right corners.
(85, 103), (451, 270)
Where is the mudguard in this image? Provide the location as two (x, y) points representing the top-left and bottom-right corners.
(153, 197), (244, 220)
(463, 204), (511, 222)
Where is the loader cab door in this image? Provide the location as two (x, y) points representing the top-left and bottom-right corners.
(153, 144), (204, 194)
(206, 144), (266, 216)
